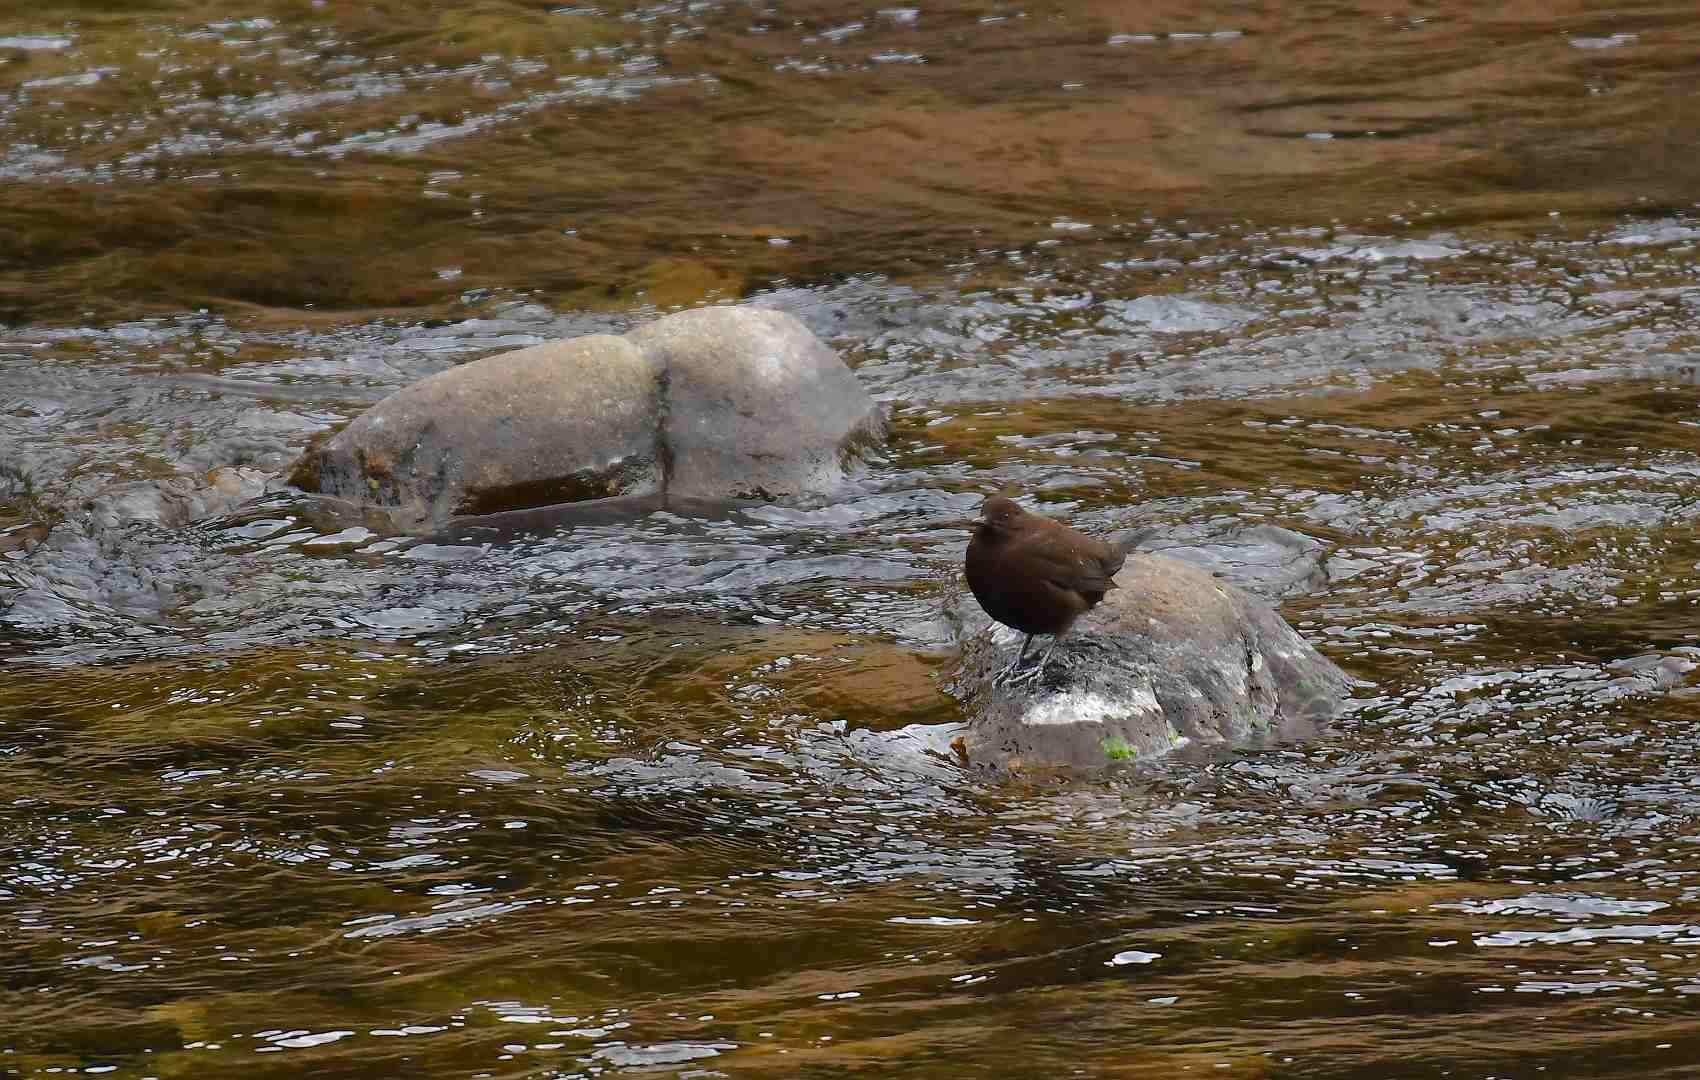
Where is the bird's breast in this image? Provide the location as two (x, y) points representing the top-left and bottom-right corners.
(965, 537), (1090, 635)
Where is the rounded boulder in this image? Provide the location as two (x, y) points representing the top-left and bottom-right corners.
(288, 307), (885, 528)
(951, 553), (1354, 771)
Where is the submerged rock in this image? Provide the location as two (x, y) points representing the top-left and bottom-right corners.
(288, 306), (886, 529)
(85, 466), (273, 532)
(950, 552), (1351, 771)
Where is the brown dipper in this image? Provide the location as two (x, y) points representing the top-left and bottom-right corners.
(965, 495), (1129, 679)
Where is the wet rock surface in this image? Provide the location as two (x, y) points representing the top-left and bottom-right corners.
(628, 307), (888, 500)
(951, 552), (1352, 771)
(84, 466), (272, 532)
(289, 333), (665, 527)
(287, 307), (885, 529)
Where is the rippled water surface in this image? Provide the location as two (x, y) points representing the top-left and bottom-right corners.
(7, 1), (1700, 1077)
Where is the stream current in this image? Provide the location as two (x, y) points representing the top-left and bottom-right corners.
(5, 1), (1700, 1077)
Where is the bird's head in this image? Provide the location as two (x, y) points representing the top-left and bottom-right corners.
(975, 495), (1025, 535)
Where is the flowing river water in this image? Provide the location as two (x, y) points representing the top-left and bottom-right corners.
(6, 2), (1700, 1077)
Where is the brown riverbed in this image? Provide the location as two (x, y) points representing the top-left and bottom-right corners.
(6, 1), (1700, 1077)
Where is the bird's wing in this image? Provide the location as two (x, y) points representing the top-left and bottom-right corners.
(1022, 532), (1125, 594)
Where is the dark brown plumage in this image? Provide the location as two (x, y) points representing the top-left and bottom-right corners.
(965, 495), (1128, 678)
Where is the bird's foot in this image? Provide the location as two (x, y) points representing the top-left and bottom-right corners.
(998, 655), (1048, 686)
(1005, 638), (1062, 687)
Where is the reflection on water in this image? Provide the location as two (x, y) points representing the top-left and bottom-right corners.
(7, 0), (1700, 1077)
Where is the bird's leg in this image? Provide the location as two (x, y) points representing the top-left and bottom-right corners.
(1011, 631), (1068, 684)
(1005, 634), (1055, 684)
(997, 634), (1035, 681)
(1035, 633), (1061, 673)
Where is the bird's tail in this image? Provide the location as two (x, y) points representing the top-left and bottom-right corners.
(1108, 527), (1156, 555)
(1102, 527), (1154, 589)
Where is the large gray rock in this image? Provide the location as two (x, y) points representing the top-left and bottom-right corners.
(628, 307), (881, 499)
(950, 552), (1352, 771)
(289, 307), (885, 528)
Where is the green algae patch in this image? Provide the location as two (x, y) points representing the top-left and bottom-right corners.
(1100, 735), (1137, 761)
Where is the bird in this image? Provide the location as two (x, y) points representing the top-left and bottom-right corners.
(964, 494), (1129, 681)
